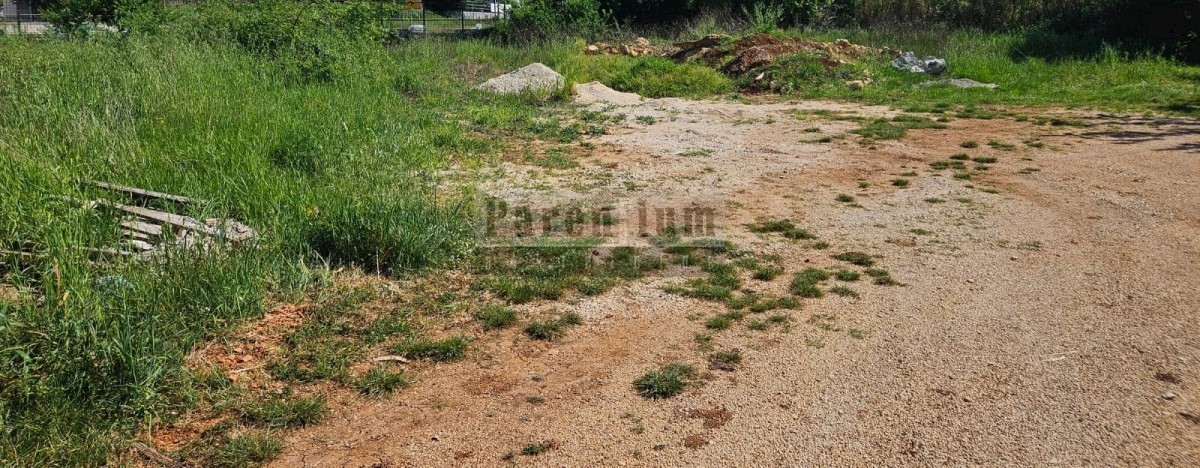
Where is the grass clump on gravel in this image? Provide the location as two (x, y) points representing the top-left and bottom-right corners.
(213, 432), (285, 468)
(790, 268), (830, 298)
(833, 251), (875, 267)
(475, 305), (519, 330)
(709, 350), (743, 371)
(393, 336), (470, 362)
(524, 312), (583, 341)
(747, 219), (817, 240)
(634, 363), (697, 399)
(355, 368), (410, 396)
(834, 269), (861, 281)
(240, 394), (328, 429)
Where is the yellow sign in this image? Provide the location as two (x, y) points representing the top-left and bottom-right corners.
(404, 0), (423, 10)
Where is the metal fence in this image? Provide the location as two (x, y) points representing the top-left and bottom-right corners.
(0, 0), (515, 36)
(0, 0), (45, 35)
(382, 0), (511, 34)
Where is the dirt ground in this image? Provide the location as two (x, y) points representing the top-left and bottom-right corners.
(271, 94), (1200, 466)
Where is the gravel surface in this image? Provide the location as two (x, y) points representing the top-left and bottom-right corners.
(273, 97), (1200, 467)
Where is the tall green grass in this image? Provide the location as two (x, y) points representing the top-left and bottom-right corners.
(0, 30), (591, 464)
(762, 27), (1199, 115)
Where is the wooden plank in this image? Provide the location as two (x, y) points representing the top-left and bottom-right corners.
(0, 249), (36, 263)
(95, 199), (221, 238)
(121, 219), (164, 237)
(89, 180), (200, 205)
(124, 239), (155, 252)
(131, 441), (185, 468)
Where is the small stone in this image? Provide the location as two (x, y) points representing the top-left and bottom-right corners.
(1010, 255), (1018, 260)
(966, 279), (976, 284)
(1163, 391), (1177, 400)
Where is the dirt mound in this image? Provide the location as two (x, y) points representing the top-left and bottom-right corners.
(585, 37), (659, 57)
(677, 34), (878, 77)
(573, 81), (643, 106)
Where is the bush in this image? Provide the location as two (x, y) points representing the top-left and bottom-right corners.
(499, 0), (615, 43)
(608, 57), (732, 98)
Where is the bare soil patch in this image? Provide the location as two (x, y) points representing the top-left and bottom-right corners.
(268, 96), (1200, 466)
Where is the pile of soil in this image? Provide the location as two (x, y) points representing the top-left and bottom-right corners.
(673, 34), (882, 77)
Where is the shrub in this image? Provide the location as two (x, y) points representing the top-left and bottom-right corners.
(498, 0), (614, 43)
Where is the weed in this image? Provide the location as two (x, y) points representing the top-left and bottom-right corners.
(950, 153), (971, 160)
(925, 197), (946, 203)
(809, 241), (831, 250)
(679, 148), (714, 157)
(892, 178), (910, 187)
(636, 115), (657, 125)
(355, 368), (410, 396)
(521, 441), (557, 456)
(475, 305), (518, 330)
(525, 313), (583, 341)
(393, 336), (470, 361)
(752, 265), (783, 281)
(705, 314), (734, 330)
(858, 181), (870, 188)
(747, 219), (816, 240)
(766, 314), (792, 328)
(836, 193), (855, 203)
(829, 286), (860, 298)
(804, 126), (822, 133)
(526, 396), (546, 405)
(954, 172), (972, 180)
(241, 394), (327, 429)
(634, 363), (696, 398)
(910, 228), (932, 235)
(694, 333), (714, 351)
(960, 140), (979, 148)
(833, 252), (874, 267)
(864, 268), (900, 286)
(1019, 167), (1041, 174)
(972, 156), (998, 164)
(790, 268), (828, 298)
(900, 171), (918, 177)
(834, 269), (861, 281)
(709, 350), (742, 371)
(849, 328), (868, 339)
(747, 319), (768, 330)
(807, 314), (840, 331)
(214, 432), (284, 468)
(806, 338), (826, 349)
(987, 140), (1016, 151)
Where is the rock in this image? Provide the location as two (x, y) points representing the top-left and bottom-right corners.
(584, 45), (601, 55)
(892, 51), (948, 74)
(573, 81), (643, 106)
(634, 37), (650, 47)
(1163, 391), (1177, 400)
(835, 38), (851, 47)
(845, 80), (868, 91)
(477, 63), (564, 95)
(918, 78), (999, 89)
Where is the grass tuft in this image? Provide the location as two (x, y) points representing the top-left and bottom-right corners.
(634, 363), (696, 399)
(393, 336), (470, 362)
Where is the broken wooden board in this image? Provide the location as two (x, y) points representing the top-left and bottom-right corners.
(89, 180), (200, 205)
